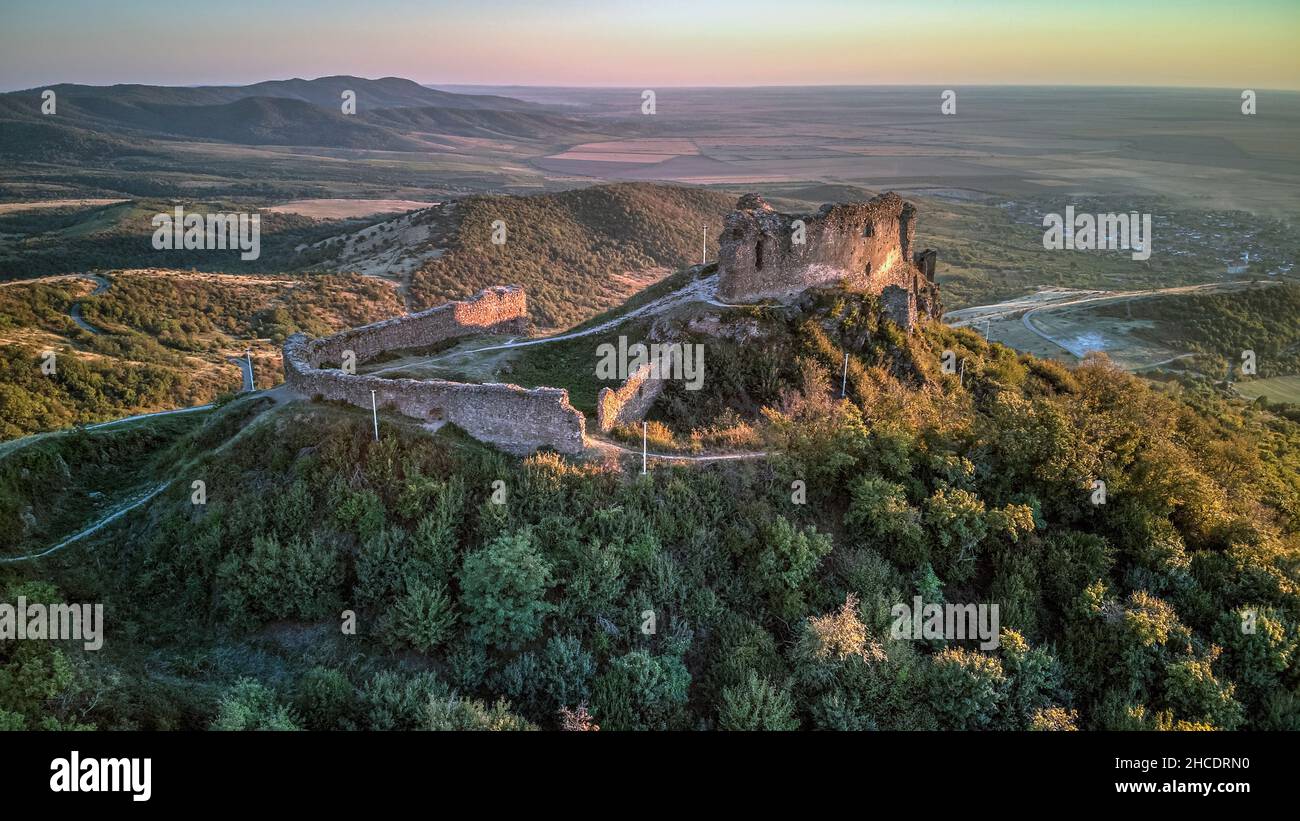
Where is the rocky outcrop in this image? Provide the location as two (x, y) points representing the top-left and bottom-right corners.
(717, 193), (942, 329)
(282, 286), (587, 454)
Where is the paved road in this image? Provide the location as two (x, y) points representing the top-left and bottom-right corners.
(1015, 281), (1281, 358)
(67, 274), (110, 335)
(228, 355), (254, 392)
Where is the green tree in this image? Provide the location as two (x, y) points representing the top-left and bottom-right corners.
(745, 516), (833, 619)
(591, 651), (691, 731)
(386, 577), (457, 653)
(211, 679), (301, 731)
(844, 475), (926, 567)
(927, 647), (1005, 730)
(459, 530), (553, 649)
(719, 671), (799, 731)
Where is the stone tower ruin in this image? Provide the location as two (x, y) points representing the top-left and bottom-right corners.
(716, 193), (941, 328)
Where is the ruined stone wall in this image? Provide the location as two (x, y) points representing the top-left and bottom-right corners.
(307, 285), (527, 368)
(716, 193), (942, 328)
(282, 286), (586, 455)
(595, 362), (666, 432)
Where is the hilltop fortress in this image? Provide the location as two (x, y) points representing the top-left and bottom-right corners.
(282, 192), (942, 456)
(717, 193), (941, 328)
(282, 286), (587, 454)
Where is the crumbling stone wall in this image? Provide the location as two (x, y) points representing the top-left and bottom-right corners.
(307, 285), (528, 367)
(596, 362), (666, 432)
(283, 286), (586, 454)
(717, 193), (942, 329)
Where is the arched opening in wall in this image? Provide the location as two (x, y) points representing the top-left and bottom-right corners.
(863, 221), (875, 238)
(864, 261), (873, 277)
(428, 407), (445, 421)
(755, 240), (764, 271)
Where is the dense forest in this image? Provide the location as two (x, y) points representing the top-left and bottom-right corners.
(2, 286), (1297, 731)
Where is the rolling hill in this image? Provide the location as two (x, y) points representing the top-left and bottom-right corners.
(404, 183), (739, 328)
(0, 75), (579, 155)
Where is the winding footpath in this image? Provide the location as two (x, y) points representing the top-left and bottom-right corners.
(0, 395), (285, 565)
(588, 434), (769, 463)
(0, 482), (170, 565)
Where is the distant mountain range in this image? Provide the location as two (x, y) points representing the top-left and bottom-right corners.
(0, 75), (594, 157)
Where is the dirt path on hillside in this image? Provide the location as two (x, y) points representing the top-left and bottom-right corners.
(0, 396), (287, 564)
(0, 482), (170, 565)
(586, 434), (769, 463)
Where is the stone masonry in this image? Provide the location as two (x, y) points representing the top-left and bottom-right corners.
(283, 285), (587, 454)
(717, 193), (942, 329)
(595, 362), (666, 432)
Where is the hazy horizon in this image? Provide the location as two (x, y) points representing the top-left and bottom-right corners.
(12, 79), (1300, 95)
(3, 0), (1298, 92)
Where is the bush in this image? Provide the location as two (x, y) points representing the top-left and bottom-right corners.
(459, 530), (554, 650)
(591, 651), (691, 731)
(718, 672), (799, 731)
(210, 679), (301, 731)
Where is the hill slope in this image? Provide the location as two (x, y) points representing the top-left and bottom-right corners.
(406, 183), (738, 329)
(2, 285), (1297, 734)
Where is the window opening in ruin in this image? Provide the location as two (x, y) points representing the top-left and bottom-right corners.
(863, 222), (874, 238)
(755, 241), (764, 271)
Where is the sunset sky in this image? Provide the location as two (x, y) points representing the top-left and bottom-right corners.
(3, 0), (1298, 91)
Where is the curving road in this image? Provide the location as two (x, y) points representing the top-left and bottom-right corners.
(228, 354), (254, 392)
(68, 274), (110, 335)
(948, 280), (1284, 361)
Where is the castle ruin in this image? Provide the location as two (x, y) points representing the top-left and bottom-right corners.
(282, 286), (587, 454)
(595, 361), (666, 432)
(716, 193), (941, 328)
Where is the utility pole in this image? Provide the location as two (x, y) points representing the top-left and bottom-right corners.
(984, 320), (990, 342)
(841, 353), (848, 397)
(641, 421), (647, 475)
(370, 390), (379, 441)
(701, 223), (707, 265)
(246, 350), (254, 390)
